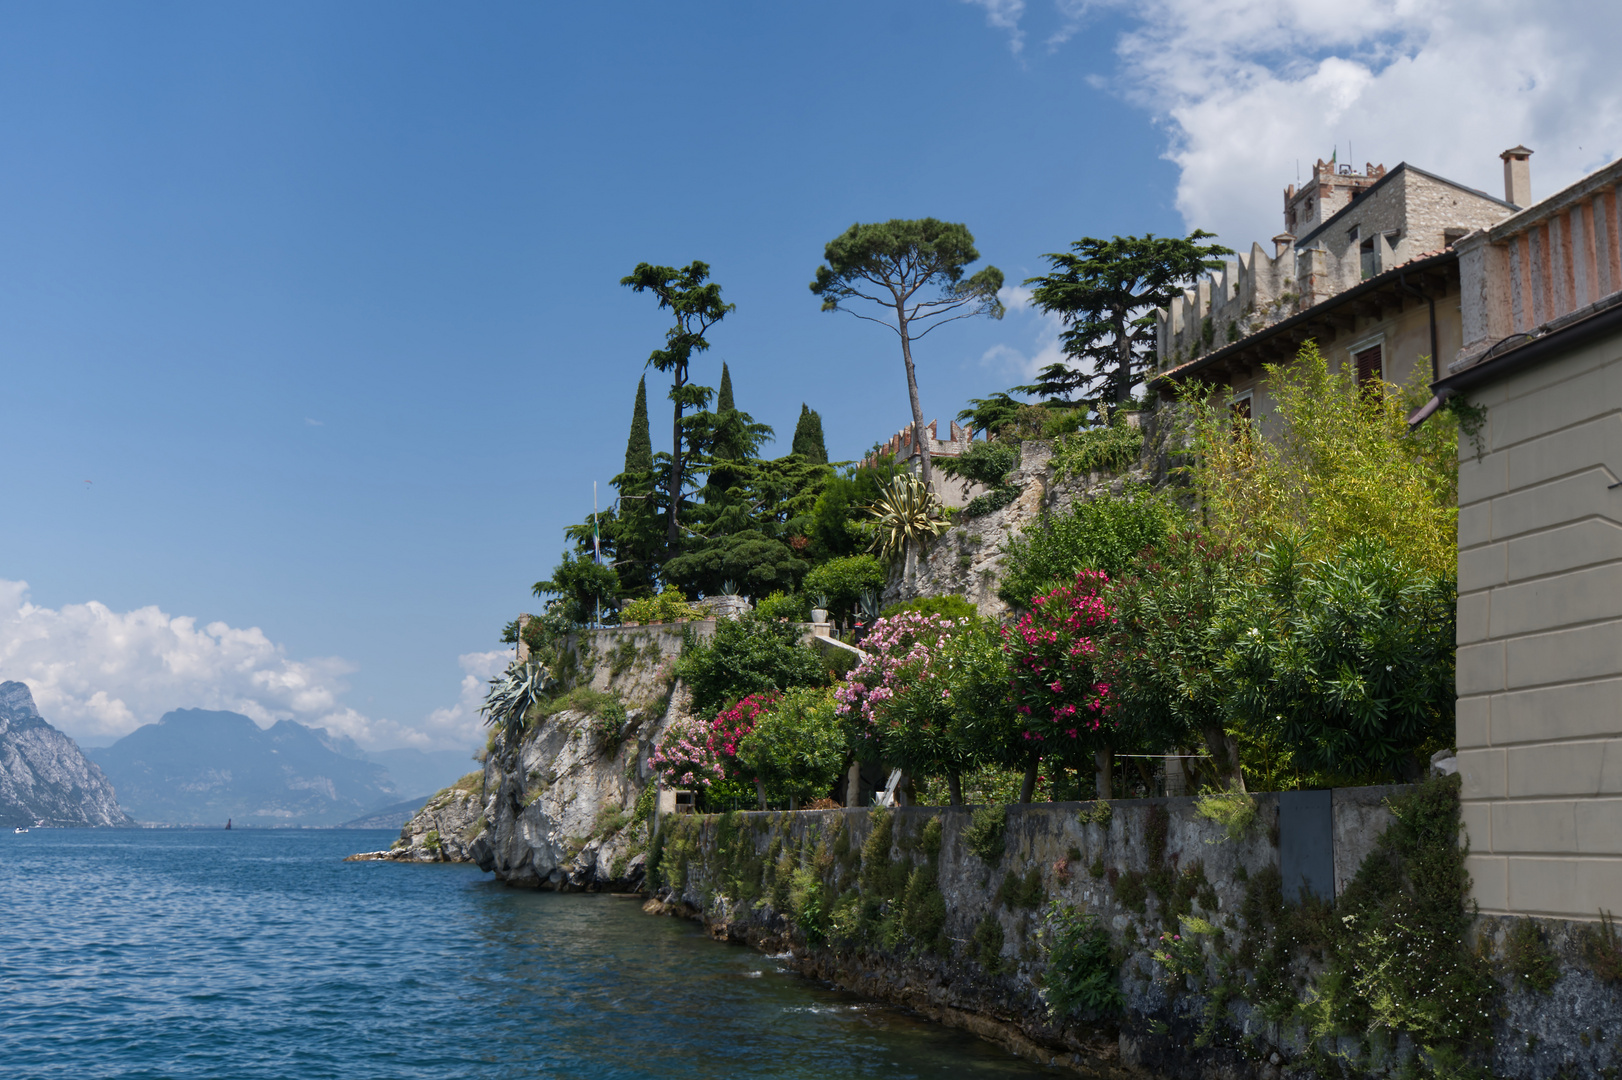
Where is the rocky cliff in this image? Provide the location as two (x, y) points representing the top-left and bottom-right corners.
(0, 680), (132, 828)
(348, 772), (487, 862)
(884, 439), (1160, 620)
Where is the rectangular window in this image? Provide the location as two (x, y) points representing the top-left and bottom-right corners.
(1354, 344), (1383, 387)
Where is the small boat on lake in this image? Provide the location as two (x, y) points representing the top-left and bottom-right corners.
(14, 827), (27, 834)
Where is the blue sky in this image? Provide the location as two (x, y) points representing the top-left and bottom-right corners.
(2, 0), (1615, 750)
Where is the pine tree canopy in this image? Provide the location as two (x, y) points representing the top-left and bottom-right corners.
(791, 404), (828, 464)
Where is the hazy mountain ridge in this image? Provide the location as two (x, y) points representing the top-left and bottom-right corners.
(91, 709), (405, 826)
(0, 681), (133, 828)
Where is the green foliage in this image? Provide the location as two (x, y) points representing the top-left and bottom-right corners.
(735, 686), (849, 807)
(1183, 340), (1459, 579)
(1302, 776), (1497, 1067)
(972, 913), (1007, 974)
(753, 590), (808, 622)
(965, 804), (1007, 862)
(1077, 800), (1112, 827)
(1113, 870), (1148, 913)
(1040, 904), (1123, 1018)
(1503, 918), (1560, 994)
(1022, 230), (1231, 405)
(900, 863), (948, 950)
(423, 830), (442, 855)
(622, 259), (734, 545)
(533, 551), (621, 626)
(663, 529), (807, 599)
(960, 484), (1021, 519)
(631, 782), (657, 827)
(585, 696), (630, 749)
(1581, 910), (1622, 985)
(675, 612), (829, 716)
(1048, 412), (1144, 479)
(620, 588), (705, 625)
(879, 595), (977, 621)
(812, 218), (1003, 486)
(938, 439), (1018, 489)
(998, 483), (1183, 609)
(955, 392), (1026, 439)
(1100, 531), (1249, 782)
(803, 555), (887, 622)
(624, 374), (654, 475)
(865, 473), (950, 562)
(790, 404), (828, 464)
(1224, 538), (1457, 785)
(1194, 788), (1257, 842)
(996, 866), (1046, 909)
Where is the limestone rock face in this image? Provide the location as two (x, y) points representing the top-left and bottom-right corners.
(347, 774), (487, 862)
(0, 681), (133, 828)
(470, 683), (690, 891)
(884, 440), (1161, 619)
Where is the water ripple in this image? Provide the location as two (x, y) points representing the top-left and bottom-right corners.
(0, 830), (1053, 1079)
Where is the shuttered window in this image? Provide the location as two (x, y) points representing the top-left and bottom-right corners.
(1354, 345), (1383, 387)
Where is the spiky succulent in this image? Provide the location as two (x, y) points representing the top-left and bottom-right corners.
(865, 473), (950, 561)
(480, 660), (554, 734)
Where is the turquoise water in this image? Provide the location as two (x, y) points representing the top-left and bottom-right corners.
(0, 829), (1055, 1078)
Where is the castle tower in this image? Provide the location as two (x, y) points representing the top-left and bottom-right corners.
(1283, 158), (1386, 236)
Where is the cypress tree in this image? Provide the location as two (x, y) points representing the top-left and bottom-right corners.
(716, 362), (735, 415)
(791, 404), (828, 464)
(624, 375), (653, 475)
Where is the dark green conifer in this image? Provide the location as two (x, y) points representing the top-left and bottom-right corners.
(716, 362), (735, 415)
(791, 404), (828, 464)
(624, 375), (653, 475)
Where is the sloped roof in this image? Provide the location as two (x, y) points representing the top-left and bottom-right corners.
(1293, 162), (1517, 250)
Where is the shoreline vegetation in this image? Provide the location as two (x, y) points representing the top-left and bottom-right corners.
(361, 243), (1606, 1076)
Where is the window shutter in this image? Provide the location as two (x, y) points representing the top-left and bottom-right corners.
(1354, 345), (1383, 387)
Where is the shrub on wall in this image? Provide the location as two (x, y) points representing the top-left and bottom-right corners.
(802, 554), (887, 623)
(676, 612), (829, 717)
(998, 483), (1183, 610)
(735, 686), (848, 807)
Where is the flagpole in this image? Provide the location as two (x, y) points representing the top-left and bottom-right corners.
(593, 481), (601, 629)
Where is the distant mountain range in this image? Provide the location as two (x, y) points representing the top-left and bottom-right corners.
(0, 681), (132, 828)
(89, 709), (470, 827)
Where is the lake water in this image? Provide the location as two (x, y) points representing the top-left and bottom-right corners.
(0, 829), (1056, 1079)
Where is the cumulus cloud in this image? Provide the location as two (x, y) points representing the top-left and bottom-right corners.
(0, 579), (496, 751)
(979, 0), (1622, 249)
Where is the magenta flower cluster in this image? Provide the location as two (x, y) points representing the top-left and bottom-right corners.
(648, 691), (780, 789)
(1003, 571), (1114, 753)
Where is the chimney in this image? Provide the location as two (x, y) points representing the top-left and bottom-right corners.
(1272, 233), (1296, 259)
(1501, 145), (1533, 207)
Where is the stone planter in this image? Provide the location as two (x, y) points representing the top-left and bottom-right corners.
(811, 608), (829, 624)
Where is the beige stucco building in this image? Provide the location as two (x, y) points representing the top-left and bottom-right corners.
(1437, 153), (1622, 922)
(1152, 155), (1518, 419)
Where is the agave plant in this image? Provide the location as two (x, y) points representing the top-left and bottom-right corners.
(865, 472), (950, 562)
(858, 588), (882, 624)
(480, 660), (554, 735)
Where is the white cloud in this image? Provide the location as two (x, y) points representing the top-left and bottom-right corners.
(0, 579), (497, 751)
(964, 0), (1027, 54)
(980, 0), (1622, 250)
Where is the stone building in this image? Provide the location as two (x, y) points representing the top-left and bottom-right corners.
(1151, 153), (1521, 419)
(1432, 153), (1622, 923)
(863, 418), (988, 508)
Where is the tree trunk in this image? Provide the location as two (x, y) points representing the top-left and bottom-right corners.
(1094, 746), (1113, 801)
(946, 769), (963, 807)
(1202, 727), (1246, 792)
(895, 307), (932, 487)
(846, 757), (861, 808)
(1114, 305), (1134, 405)
(668, 369), (686, 545)
(754, 778), (767, 810)
(1019, 758), (1039, 803)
